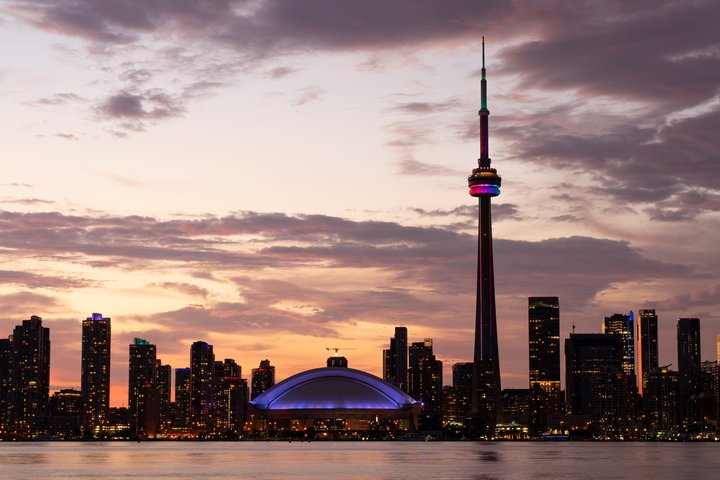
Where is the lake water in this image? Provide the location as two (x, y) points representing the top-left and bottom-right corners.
(0, 442), (718, 479)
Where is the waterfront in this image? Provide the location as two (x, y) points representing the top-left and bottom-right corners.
(1, 442), (718, 480)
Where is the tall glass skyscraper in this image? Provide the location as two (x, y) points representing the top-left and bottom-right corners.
(128, 337), (157, 435)
(190, 341), (215, 430)
(12, 315), (51, 427)
(382, 326), (408, 392)
(81, 313), (111, 435)
(638, 309), (659, 396)
(528, 297), (560, 436)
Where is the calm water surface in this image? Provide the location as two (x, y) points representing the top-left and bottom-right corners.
(1, 442), (718, 479)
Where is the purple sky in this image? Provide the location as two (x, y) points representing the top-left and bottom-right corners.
(1, 0), (719, 405)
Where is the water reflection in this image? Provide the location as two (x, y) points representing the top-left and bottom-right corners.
(1, 442), (719, 480)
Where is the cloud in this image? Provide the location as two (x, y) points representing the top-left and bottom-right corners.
(31, 92), (85, 106)
(0, 291), (64, 317)
(0, 270), (94, 289)
(98, 90), (184, 120)
(652, 283), (720, 311)
(293, 85), (325, 106)
(147, 282), (209, 298)
(0, 198), (54, 205)
(413, 203), (522, 222)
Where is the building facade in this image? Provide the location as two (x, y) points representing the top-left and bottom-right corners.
(528, 297), (560, 436)
(81, 313), (111, 435)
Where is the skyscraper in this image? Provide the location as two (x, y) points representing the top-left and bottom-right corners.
(528, 297), (560, 436)
(128, 337), (157, 435)
(251, 359), (275, 400)
(408, 339), (443, 429)
(174, 367), (191, 428)
(604, 312), (636, 381)
(0, 336), (13, 429)
(565, 333), (627, 436)
(81, 313), (111, 435)
(452, 362), (474, 389)
(638, 309), (659, 396)
(215, 358), (245, 434)
(382, 327), (408, 392)
(190, 341), (215, 431)
(677, 318), (701, 428)
(468, 39), (502, 436)
(12, 316), (51, 428)
(156, 361), (172, 431)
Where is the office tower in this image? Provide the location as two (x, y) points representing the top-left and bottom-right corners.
(638, 309), (659, 396)
(528, 297), (560, 436)
(215, 359), (245, 434)
(565, 333), (627, 436)
(11, 316), (51, 428)
(443, 386), (471, 424)
(156, 361), (172, 431)
(251, 359), (275, 400)
(408, 339), (443, 429)
(604, 312), (636, 380)
(0, 336), (13, 429)
(452, 362), (474, 389)
(190, 341), (215, 431)
(383, 327), (408, 392)
(81, 313), (111, 435)
(677, 317), (701, 429)
(501, 389), (530, 426)
(327, 355), (348, 368)
(468, 39), (502, 436)
(174, 367), (191, 428)
(644, 366), (680, 437)
(128, 337), (157, 435)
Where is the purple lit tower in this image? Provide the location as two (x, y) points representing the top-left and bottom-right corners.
(468, 39), (502, 436)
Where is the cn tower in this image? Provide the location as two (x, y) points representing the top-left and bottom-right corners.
(468, 38), (502, 437)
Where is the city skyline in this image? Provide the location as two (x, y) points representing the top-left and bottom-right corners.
(1, 1), (719, 405)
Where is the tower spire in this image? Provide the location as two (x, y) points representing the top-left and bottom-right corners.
(481, 36), (487, 109)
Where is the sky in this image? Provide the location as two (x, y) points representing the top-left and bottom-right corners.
(0, 0), (719, 407)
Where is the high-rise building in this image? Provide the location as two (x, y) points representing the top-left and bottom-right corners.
(251, 359), (275, 400)
(190, 341), (215, 431)
(81, 313), (111, 435)
(644, 366), (680, 437)
(408, 339), (443, 429)
(638, 309), (659, 396)
(0, 336), (13, 429)
(677, 318), (701, 429)
(156, 361), (172, 431)
(128, 337), (157, 435)
(215, 359), (245, 434)
(604, 312), (636, 381)
(382, 327), (408, 392)
(452, 362), (474, 389)
(11, 316), (51, 429)
(528, 297), (560, 436)
(174, 367), (191, 428)
(467, 39), (503, 436)
(565, 333), (627, 436)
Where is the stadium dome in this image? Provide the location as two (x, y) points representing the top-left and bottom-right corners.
(251, 367), (419, 411)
